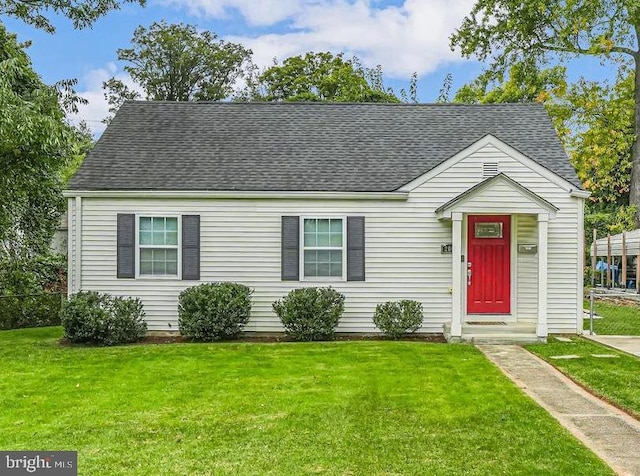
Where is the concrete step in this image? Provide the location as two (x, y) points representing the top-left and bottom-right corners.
(462, 323), (536, 335)
(460, 333), (543, 345)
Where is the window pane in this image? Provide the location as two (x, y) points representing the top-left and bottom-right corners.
(304, 219), (316, 233)
(317, 219), (330, 232)
(316, 250), (331, 262)
(304, 263), (316, 277)
(317, 232), (330, 246)
(166, 260), (178, 275)
(304, 232), (316, 247)
(139, 231), (152, 245)
(330, 219), (342, 233)
(330, 233), (342, 247)
(304, 251), (316, 264)
(166, 231), (178, 246)
(330, 263), (342, 276)
(317, 263), (330, 276)
(166, 249), (178, 261)
(140, 261), (153, 275)
(140, 217), (152, 231)
(152, 217), (165, 231)
(152, 231), (165, 245)
(140, 249), (153, 261)
(153, 260), (166, 275)
(166, 218), (178, 231)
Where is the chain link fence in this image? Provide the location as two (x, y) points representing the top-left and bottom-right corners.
(0, 292), (66, 330)
(585, 289), (640, 336)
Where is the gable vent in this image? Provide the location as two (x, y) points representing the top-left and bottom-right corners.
(482, 162), (499, 178)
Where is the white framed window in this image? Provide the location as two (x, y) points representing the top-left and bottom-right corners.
(302, 218), (345, 279)
(137, 216), (179, 276)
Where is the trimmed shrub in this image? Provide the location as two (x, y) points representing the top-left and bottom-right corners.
(373, 300), (424, 339)
(178, 282), (253, 341)
(62, 291), (147, 346)
(273, 287), (345, 341)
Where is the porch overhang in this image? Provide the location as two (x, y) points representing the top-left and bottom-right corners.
(435, 173), (559, 220)
(442, 174), (557, 341)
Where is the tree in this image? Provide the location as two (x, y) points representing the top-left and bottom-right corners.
(453, 62), (567, 104)
(453, 59), (636, 239)
(0, 24), (79, 257)
(452, 62), (572, 140)
(240, 52), (401, 102)
(450, 1), (640, 224)
(1, 0), (145, 33)
(567, 71), (634, 208)
(104, 21), (252, 118)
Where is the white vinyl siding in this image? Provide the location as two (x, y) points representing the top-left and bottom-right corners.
(73, 141), (582, 334)
(67, 198), (76, 295)
(516, 215), (538, 323)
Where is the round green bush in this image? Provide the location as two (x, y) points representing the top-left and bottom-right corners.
(373, 300), (424, 339)
(62, 291), (147, 345)
(272, 287), (345, 341)
(178, 282), (253, 341)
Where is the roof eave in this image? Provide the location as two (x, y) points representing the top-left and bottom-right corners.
(62, 189), (409, 201)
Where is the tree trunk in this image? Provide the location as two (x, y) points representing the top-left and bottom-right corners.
(631, 52), (640, 228)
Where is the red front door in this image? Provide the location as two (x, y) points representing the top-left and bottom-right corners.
(467, 215), (511, 314)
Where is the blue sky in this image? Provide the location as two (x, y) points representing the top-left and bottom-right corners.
(3, 0), (619, 136)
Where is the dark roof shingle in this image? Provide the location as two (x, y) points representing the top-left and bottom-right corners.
(69, 102), (581, 191)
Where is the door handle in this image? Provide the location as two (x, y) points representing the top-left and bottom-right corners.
(467, 269), (472, 286)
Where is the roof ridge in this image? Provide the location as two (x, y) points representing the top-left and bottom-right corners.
(122, 100), (545, 108)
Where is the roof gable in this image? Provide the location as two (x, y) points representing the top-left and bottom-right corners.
(399, 134), (580, 194)
(69, 102), (581, 192)
(435, 173), (559, 219)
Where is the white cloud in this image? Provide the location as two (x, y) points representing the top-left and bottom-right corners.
(170, 0), (475, 77)
(70, 0), (475, 135)
(164, 0), (310, 26)
(68, 64), (141, 137)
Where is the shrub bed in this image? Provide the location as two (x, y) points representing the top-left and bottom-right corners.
(273, 287), (345, 341)
(178, 282), (253, 341)
(373, 300), (424, 339)
(62, 291), (147, 345)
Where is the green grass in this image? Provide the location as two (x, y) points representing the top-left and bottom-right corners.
(583, 298), (640, 335)
(0, 327), (613, 475)
(528, 337), (640, 418)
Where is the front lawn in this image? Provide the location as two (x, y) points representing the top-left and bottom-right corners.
(0, 328), (612, 475)
(527, 337), (640, 418)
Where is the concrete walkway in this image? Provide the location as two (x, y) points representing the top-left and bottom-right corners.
(479, 345), (640, 476)
(584, 335), (640, 358)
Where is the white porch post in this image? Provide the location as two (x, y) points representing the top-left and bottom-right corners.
(537, 213), (549, 337)
(451, 212), (463, 338)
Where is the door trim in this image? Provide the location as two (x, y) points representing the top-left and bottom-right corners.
(463, 214), (516, 322)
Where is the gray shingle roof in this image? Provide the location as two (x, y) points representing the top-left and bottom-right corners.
(69, 101), (582, 192)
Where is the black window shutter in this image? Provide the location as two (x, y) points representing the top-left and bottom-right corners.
(117, 214), (135, 278)
(182, 215), (200, 280)
(281, 216), (300, 281)
(347, 216), (365, 281)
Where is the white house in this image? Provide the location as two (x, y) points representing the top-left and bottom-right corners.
(65, 102), (588, 342)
